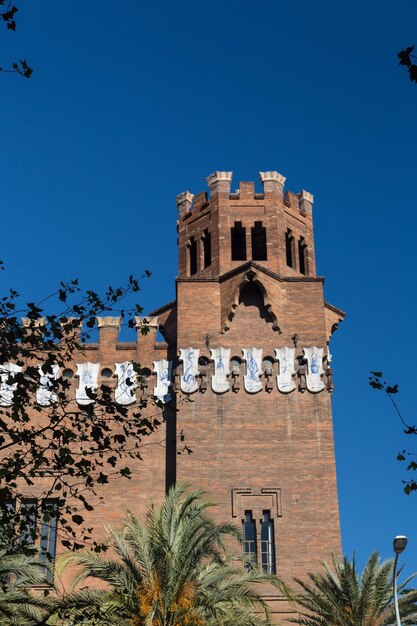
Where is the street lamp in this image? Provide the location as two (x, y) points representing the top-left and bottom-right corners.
(393, 535), (408, 626)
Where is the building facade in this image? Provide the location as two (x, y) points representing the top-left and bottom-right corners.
(6, 170), (345, 617)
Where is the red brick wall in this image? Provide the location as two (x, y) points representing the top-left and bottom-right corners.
(7, 173), (343, 617)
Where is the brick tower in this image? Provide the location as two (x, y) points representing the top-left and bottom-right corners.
(7, 170), (344, 613)
(149, 170), (345, 618)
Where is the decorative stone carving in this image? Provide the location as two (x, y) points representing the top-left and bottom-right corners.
(210, 347), (230, 394)
(153, 359), (172, 404)
(115, 361), (137, 406)
(299, 190), (314, 215)
(21, 317), (47, 328)
(242, 348), (263, 394)
(299, 189), (314, 204)
(275, 347), (296, 393)
(176, 191), (194, 216)
(36, 363), (60, 406)
(258, 171), (286, 185)
(222, 273), (281, 334)
(231, 487), (282, 519)
(76, 362), (99, 405)
(135, 316), (159, 330)
(206, 171), (233, 188)
(303, 347), (325, 393)
(179, 347), (200, 394)
(97, 317), (121, 328)
(0, 363), (22, 406)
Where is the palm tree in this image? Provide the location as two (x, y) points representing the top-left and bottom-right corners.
(291, 551), (417, 626)
(0, 548), (49, 625)
(55, 483), (290, 626)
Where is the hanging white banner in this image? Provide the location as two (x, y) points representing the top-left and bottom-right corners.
(179, 347), (199, 394)
(115, 361), (137, 406)
(37, 363), (60, 406)
(210, 347), (231, 394)
(0, 363), (22, 407)
(76, 362), (99, 405)
(303, 347), (325, 393)
(242, 347), (263, 393)
(153, 359), (172, 404)
(275, 347), (296, 393)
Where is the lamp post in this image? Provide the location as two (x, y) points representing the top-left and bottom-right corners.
(393, 535), (408, 626)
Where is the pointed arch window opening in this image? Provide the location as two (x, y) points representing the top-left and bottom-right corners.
(251, 221), (267, 261)
(189, 237), (198, 276)
(298, 237), (307, 275)
(237, 280), (274, 325)
(285, 229), (295, 268)
(202, 229), (212, 269)
(231, 222), (247, 261)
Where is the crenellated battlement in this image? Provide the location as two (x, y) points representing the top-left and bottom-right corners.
(176, 171), (313, 218)
(0, 333), (334, 411)
(5, 165), (344, 601)
(176, 170), (316, 280)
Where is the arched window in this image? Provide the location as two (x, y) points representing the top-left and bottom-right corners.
(189, 237), (197, 275)
(251, 221), (267, 260)
(298, 237), (307, 275)
(239, 281), (265, 307)
(39, 499), (58, 581)
(243, 511), (257, 570)
(260, 510), (276, 574)
(231, 222), (247, 261)
(202, 229), (211, 268)
(285, 229), (295, 268)
(239, 281), (273, 323)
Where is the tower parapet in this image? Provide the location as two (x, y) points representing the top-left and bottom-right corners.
(177, 170), (317, 279)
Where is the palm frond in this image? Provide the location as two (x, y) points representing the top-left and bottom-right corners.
(291, 551), (417, 626)
(59, 482), (289, 626)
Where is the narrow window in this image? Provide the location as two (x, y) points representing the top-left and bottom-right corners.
(1, 500), (16, 548)
(202, 229), (211, 268)
(285, 229), (294, 268)
(40, 500), (58, 582)
(299, 237), (307, 275)
(251, 221), (267, 261)
(20, 499), (37, 547)
(260, 510), (276, 574)
(231, 222), (247, 261)
(189, 237), (197, 275)
(243, 511), (257, 570)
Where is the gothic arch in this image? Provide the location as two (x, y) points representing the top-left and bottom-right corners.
(222, 271), (281, 333)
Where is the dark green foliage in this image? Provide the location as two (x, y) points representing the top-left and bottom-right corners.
(54, 483), (290, 626)
(0, 548), (50, 625)
(0, 269), (167, 552)
(292, 552), (417, 626)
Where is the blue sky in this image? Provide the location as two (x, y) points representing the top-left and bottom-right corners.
(2, 0), (417, 575)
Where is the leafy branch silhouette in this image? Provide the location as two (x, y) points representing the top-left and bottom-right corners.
(369, 371), (417, 494)
(0, 1), (33, 78)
